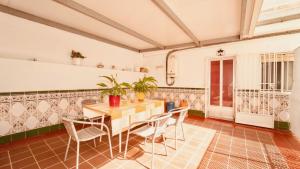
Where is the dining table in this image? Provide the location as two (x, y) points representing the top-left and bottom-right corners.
(82, 99), (165, 152)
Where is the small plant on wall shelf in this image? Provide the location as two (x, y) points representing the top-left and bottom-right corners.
(71, 50), (85, 65)
(133, 76), (157, 102)
(97, 74), (131, 107)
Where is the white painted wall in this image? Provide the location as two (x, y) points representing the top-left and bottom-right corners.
(143, 33), (300, 89)
(0, 12), (143, 92)
(290, 47), (300, 139)
(0, 58), (145, 92)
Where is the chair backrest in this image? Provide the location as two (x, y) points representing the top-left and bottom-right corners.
(62, 117), (79, 141)
(168, 107), (190, 124)
(150, 113), (172, 137)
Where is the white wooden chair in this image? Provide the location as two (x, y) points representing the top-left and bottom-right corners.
(167, 107), (190, 149)
(124, 113), (172, 169)
(62, 117), (113, 169)
(82, 99), (106, 144)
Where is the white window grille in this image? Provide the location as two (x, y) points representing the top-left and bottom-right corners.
(261, 53), (294, 92)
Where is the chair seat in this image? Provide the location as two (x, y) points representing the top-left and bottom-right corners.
(167, 117), (177, 126)
(132, 125), (168, 138)
(132, 125), (155, 138)
(77, 126), (107, 141)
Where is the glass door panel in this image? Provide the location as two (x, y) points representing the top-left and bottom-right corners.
(210, 61), (220, 106)
(222, 60), (233, 107)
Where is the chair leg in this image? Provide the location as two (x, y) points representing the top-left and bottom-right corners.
(100, 116), (104, 142)
(107, 134), (113, 159)
(119, 132), (122, 153)
(180, 123), (185, 141)
(76, 142), (80, 169)
(93, 139), (97, 147)
(124, 130), (130, 158)
(162, 135), (168, 156)
(175, 126), (177, 150)
(151, 138), (155, 169)
(64, 136), (71, 161)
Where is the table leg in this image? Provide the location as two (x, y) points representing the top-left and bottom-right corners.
(119, 132), (122, 152)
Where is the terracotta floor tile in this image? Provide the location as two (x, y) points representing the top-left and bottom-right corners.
(34, 150), (56, 162)
(57, 149), (77, 161)
(228, 157), (247, 169)
(28, 141), (46, 149)
(0, 157), (10, 167)
(0, 151), (8, 158)
(88, 154), (109, 168)
(1, 117), (300, 169)
(52, 146), (69, 155)
(21, 163), (40, 169)
(11, 157), (36, 169)
(210, 153), (229, 163)
(248, 160), (270, 169)
(102, 147), (119, 159)
(38, 156), (60, 169)
(80, 148), (100, 160)
(0, 165), (11, 169)
(206, 161), (227, 169)
(46, 162), (67, 169)
(62, 155), (84, 168)
(9, 146), (29, 157)
(72, 162), (93, 169)
(31, 146), (50, 155)
(9, 150), (32, 163)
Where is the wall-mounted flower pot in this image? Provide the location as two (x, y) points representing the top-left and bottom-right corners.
(109, 95), (120, 107)
(72, 58), (83, 65)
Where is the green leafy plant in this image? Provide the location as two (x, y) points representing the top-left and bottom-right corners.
(97, 74), (131, 96)
(71, 50), (85, 59)
(133, 76), (157, 94)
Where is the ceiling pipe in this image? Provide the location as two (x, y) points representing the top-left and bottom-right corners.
(165, 46), (196, 86)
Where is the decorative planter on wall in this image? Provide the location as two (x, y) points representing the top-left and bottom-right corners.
(71, 58), (83, 65)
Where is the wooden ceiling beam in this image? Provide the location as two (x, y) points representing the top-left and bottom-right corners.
(141, 28), (300, 52)
(0, 4), (140, 52)
(257, 13), (300, 26)
(240, 0), (249, 39)
(140, 35), (240, 52)
(240, 0), (263, 39)
(53, 0), (164, 49)
(248, 0), (263, 37)
(151, 0), (200, 46)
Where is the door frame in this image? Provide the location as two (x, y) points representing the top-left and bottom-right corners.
(206, 56), (236, 121)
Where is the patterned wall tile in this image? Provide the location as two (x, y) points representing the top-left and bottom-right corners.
(0, 88), (290, 136)
(10, 93), (26, 133)
(24, 92), (38, 130)
(0, 93), (11, 136)
(149, 88), (206, 111)
(37, 92), (50, 128)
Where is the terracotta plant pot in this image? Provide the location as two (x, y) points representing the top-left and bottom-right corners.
(179, 99), (189, 107)
(136, 92), (145, 102)
(109, 95), (120, 107)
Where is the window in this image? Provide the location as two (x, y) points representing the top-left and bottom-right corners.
(261, 53), (294, 92)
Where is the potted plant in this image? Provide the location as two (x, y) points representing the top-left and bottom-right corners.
(97, 75), (131, 107)
(133, 76), (157, 102)
(71, 50), (85, 65)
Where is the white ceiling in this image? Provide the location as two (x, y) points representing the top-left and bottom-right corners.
(0, 0), (299, 52)
(255, 0), (300, 36)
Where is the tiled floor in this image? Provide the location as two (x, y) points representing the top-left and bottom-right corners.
(0, 117), (300, 169)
